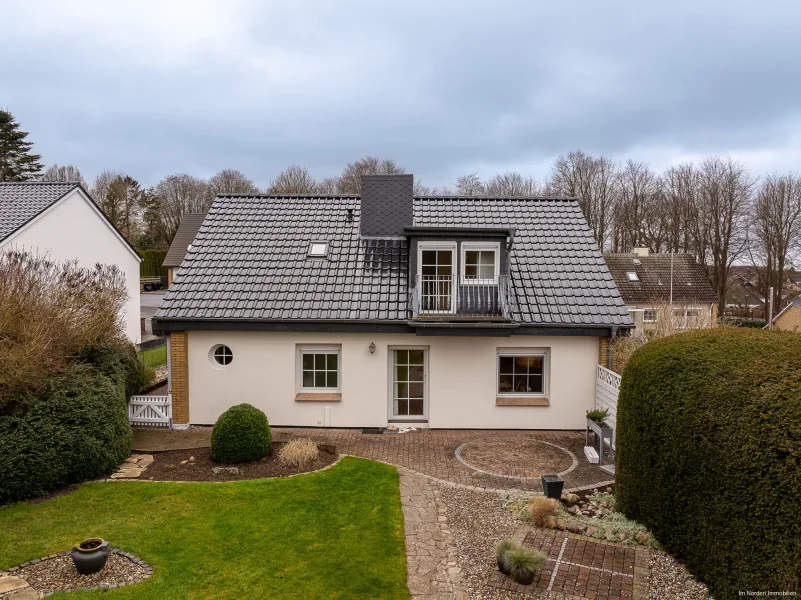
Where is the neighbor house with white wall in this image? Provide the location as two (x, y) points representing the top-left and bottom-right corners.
(153, 175), (633, 429)
(0, 181), (141, 342)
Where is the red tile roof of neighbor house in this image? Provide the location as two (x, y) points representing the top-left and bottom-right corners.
(604, 252), (718, 304)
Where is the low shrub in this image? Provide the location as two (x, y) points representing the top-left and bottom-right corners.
(500, 544), (547, 582)
(616, 328), (801, 597)
(278, 438), (319, 468)
(528, 496), (558, 526)
(211, 404), (272, 463)
(0, 344), (138, 504)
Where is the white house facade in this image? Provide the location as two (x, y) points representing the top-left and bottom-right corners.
(0, 182), (141, 343)
(154, 175), (633, 429)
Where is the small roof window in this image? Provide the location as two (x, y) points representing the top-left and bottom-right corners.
(308, 241), (328, 257)
(627, 271), (639, 281)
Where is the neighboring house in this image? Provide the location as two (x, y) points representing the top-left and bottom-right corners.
(162, 213), (206, 288)
(604, 248), (717, 332)
(153, 175), (632, 429)
(0, 181), (141, 342)
(726, 272), (766, 319)
(769, 295), (801, 332)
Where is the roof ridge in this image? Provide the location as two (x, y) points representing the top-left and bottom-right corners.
(0, 180), (79, 185)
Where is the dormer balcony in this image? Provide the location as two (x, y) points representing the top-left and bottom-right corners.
(409, 274), (514, 321)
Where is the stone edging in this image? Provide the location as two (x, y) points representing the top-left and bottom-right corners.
(2, 549), (152, 597)
(453, 435), (580, 481)
(97, 454), (344, 484)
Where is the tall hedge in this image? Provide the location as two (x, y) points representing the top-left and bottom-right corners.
(616, 329), (801, 598)
(139, 248), (168, 278)
(0, 345), (143, 504)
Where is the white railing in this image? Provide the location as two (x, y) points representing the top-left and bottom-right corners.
(129, 394), (172, 428)
(595, 365), (620, 449)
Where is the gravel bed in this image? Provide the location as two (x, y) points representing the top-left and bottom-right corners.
(649, 549), (713, 599)
(437, 484), (569, 600)
(13, 553), (147, 596)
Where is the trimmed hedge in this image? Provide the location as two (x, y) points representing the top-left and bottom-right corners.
(211, 404), (272, 463)
(616, 329), (801, 598)
(0, 345), (142, 504)
(139, 248), (168, 278)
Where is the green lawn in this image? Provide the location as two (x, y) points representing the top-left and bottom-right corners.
(139, 344), (167, 369)
(0, 458), (409, 600)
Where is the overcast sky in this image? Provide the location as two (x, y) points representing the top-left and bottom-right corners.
(2, 0), (801, 189)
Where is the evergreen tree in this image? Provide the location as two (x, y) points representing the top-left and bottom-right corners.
(0, 110), (43, 182)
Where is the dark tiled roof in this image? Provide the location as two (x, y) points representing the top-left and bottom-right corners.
(156, 194), (632, 327)
(604, 253), (717, 304)
(0, 182), (79, 241)
(163, 213), (207, 267)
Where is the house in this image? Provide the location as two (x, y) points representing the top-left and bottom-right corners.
(604, 248), (717, 331)
(162, 213), (206, 287)
(152, 175), (632, 429)
(726, 270), (766, 319)
(770, 295), (801, 332)
(0, 181), (141, 342)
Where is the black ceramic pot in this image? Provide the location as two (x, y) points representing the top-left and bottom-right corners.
(71, 538), (110, 575)
(514, 568), (535, 585)
(497, 558), (510, 575)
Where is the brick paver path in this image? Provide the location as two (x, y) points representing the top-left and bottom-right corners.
(399, 468), (469, 600)
(489, 528), (650, 600)
(272, 428), (612, 491)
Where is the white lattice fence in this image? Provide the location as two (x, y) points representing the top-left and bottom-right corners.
(129, 395), (172, 427)
(595, 365), (621, 449)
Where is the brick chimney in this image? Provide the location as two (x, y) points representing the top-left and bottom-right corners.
(359, 174), (414, 238)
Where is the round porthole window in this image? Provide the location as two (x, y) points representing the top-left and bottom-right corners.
(211, 345), (233, 366)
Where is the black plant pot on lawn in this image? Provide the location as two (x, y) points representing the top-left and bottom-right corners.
(71, 538), (110, 575)
(541, 474), (564, 499)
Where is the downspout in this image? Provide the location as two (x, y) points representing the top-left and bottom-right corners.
(607, 326), (618, 371)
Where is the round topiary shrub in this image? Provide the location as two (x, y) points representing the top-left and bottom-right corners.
(211, 404), (271, 463)
(615, 328), (801, 599)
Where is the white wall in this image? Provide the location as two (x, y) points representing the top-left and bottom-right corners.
(1, 190), (141, 343)
(186, 330), (599, 429)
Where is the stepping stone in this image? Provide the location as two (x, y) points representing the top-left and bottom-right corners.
(0, 576), (28, 593)
(7, 587), (38, 600)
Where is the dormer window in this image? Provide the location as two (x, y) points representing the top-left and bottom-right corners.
(461, 242), (500, 283)
(308, 241), (328, 257)
(627, 271), (639, 281)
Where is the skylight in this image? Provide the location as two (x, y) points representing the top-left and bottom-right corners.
(627, 271), (639, 281)
(309, 242), (328, 257)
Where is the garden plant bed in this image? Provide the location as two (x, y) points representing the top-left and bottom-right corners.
(142, 443), (339, 482)
(2, 549), (151, 597)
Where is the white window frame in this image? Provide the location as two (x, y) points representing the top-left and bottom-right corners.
(642, 309), (659, 323)
(626, 271), (639, 281)
(308, 241), (329, 258)
(208, 344), (234, 370)
(387, 345), (429, 421)
(460, 241), (500, 284)
(417, 241), (457, 314)
(296, 345), (341, 393)
(496, 349), (549, 397)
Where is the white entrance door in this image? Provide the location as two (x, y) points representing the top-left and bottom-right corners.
(390, 348), (428, 420)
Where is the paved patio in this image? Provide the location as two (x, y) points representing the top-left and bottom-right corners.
(132, 427), (614, 492)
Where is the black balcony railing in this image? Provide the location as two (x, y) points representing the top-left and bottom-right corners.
(409, 275), (514, 320)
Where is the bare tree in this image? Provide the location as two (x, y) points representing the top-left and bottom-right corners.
(484, 172), (542, 196)
(316, 177), (340, 195)
(660, 163), (705, 258)
(698, 156), (755, 315)
(208, 169), (258, 196)
(613, 160), (658, 251)
(41, 164), (87, 188)
(337, 156), (405, 194)
(750, 174), (801, 312)
(455, 173), (486, 196)
(268, 165), (319, 194)
(91, 171), (143, 241)
(549, 152), (619, 249)
(155, 174), (210, 242)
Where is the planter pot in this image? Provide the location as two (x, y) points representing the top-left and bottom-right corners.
(497, 559), (510, 575)
(513, 568), (535, 585)
(541, 474), (564, 499)
(71, 538), (110, 575)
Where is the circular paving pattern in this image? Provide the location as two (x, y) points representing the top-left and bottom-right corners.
(455, 436), (578, 480)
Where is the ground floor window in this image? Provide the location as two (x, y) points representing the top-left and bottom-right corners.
(497, 353), (546, 395)
(642, 309), (659, 323)
(297, 346), (340, 391)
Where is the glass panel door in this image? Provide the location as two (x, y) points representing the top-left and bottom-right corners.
(392, 349), (426, 419)
(420, 249), (453, 312)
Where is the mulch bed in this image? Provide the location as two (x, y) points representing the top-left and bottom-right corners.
(142, 443), (339, 482)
